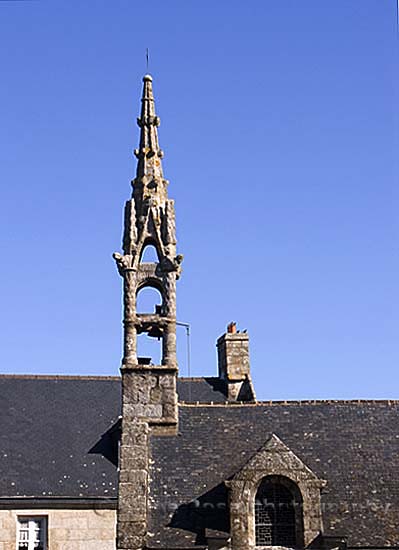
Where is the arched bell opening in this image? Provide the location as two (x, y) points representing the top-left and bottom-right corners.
(136, 283), (166, 366)
(136, 332), (162, 366)
(136, 285), (164, 315)
(139, 241), (160, 263)
(254, 475), (304, 548)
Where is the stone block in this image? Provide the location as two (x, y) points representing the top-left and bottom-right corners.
(51, 515), (88, 530)
(132, 403), (163, 418)
(162, 389), (178, 405)
(117, 520), (146, 548)
(120, 443), (148, 463)
(118, 531), (145, 549)
(119, 499), (147, 522)
(120, 469), (147, 489)
(119, 463), (148, 482)
(0, 531), (10, 543)
(150, 386), (163, 401)
(121, 428), (148, 447)
(163, 403), (178, 421)
(158, 374), (175, 388)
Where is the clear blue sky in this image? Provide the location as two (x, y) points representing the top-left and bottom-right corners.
(0, 1), (398, 399)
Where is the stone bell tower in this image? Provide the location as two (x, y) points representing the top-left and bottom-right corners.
(114, 75), (182, 550)
(114, 74), (183, 426)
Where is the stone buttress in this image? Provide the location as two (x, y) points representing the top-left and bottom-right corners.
(114, 75), (182, 550)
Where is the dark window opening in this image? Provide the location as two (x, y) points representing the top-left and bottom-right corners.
(255, 478), (298, 547)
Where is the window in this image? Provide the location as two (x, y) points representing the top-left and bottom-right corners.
(140, 244), (159, 263)
(17, 517), (46, 550)
(136, 286), (163, 314)
(255, 477), (297, 547)
(226, 434), (324, 550)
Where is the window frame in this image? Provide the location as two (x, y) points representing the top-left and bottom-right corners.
(16, 516), (47, 550)
(254, 475), (303, 548)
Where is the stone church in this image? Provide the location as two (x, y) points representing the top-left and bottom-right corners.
(0, 75), (398, 550)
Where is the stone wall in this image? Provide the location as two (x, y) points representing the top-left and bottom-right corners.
(117, 418), (149, 550)
(0, 508), (116, 550)
(121, 367), (178, 425)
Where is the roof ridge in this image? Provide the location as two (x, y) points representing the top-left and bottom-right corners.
(179, 398), (399, 406)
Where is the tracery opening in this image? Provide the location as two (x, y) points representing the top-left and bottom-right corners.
(140, 244), (159, 263)
(255, 476), (301, 548)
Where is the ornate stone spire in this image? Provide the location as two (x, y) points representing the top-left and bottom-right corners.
(113, 73), (183, 423)
(115, 74), (182, 550)
(133, 74), (168, 212)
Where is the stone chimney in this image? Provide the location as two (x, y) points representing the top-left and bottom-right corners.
(217, 322), (256, 402)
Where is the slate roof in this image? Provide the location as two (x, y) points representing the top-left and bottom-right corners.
(176, 378), (228, 403)
(0, 375), (121, 500)
(0, 375), (222, 500)
(149, 402), (399, 548)
(1, 376), (398, 547)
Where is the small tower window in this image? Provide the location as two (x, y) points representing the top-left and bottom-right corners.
(140, 244), (159, 263)
(136, 286), (162, 314)
(255, 476), (300, 547)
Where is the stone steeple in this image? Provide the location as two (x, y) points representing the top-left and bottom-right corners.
(133, 74), (167, 212)
(113, 73), (183, 424)
(115, 75), (182, 550)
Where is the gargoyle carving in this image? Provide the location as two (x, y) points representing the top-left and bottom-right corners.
(113, 252), (133, 275)
(157, 254), (184, 277)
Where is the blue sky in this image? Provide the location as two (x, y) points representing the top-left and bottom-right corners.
(0, 1), (398, 399)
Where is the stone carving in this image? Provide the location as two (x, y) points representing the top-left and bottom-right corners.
(164, 199), (176, 245)
(113, 252), (133, 275)
(163, 272), (177, 319)
(122, 199), (137, 254)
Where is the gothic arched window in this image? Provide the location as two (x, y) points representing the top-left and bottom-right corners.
(140, 244), (159, 263)
(255, 476), (302, 547)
